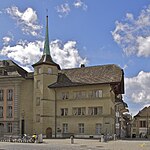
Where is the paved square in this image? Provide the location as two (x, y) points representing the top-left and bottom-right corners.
(0, 139), (150, 150)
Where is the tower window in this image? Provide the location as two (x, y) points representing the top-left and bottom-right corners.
(37, 67), (41, 74)
(36, 80), (41, 89)
(48, 68), (52, 74)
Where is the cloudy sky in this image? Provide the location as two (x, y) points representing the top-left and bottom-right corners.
(0, 0), (150, 116)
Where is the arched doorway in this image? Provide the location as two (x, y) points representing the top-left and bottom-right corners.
(46, 127), (52, 139)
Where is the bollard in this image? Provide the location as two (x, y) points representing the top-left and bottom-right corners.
(70, 135), (74, 144)
(100, 135), (104, 142)
(114, 134), (116, 141)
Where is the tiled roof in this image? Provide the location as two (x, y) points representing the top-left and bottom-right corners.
(49, 64), (124, 89)
(0, 60), (28, 78)
(134, 106), (150, 117)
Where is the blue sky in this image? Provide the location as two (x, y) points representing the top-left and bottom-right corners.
(0, 0), (150, 116)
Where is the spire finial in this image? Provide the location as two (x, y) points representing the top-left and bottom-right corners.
(43, 14), (50, 56)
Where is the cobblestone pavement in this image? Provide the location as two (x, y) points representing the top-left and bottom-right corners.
(0, 139), (150, 150)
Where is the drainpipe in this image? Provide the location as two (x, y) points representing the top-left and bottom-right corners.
(54, 88), (57, 138)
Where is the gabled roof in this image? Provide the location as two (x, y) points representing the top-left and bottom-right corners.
(0, 60), (28, 78)
(49, 64), (124, 94)
(134, 106), (150, 118)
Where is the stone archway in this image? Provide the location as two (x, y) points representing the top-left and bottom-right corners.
(46, 127), (52, 139)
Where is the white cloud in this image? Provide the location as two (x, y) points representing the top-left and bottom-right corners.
(112, 5), (150, 57)
(56, 3), (71, 18)
(5, 6), (42, 36)
(56, 0), (88, 18)
(125, 71), (150, 104)
(2, 36), (13, 45)
(0, 39), (87, 71)
(0, 40), (43, 70)
(73, 0), (88, 10)
(50, 40), (87, 68)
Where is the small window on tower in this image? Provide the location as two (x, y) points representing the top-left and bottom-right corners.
(37, 67), (41, 74)
(48, 68), (52, 74)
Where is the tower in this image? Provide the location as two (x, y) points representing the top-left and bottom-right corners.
(32, 16), (60, 137)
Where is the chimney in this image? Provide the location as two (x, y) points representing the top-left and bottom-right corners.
(80, 64), (85, 68)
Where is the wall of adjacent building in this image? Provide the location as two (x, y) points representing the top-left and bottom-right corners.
(20, 78), (33, 135)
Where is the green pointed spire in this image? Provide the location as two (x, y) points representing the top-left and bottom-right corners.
(43, 16), (50, 56)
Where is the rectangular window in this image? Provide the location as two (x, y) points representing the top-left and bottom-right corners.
(0, 106), (3, 118)
(7, 106), (13, 118)
(7, 122), (12, 133)
(72, 107), (86, 116)
(61, 92), (69, 100)
(95, 123), (102, 134)
(36, 114), (40, 122)
(36, 97), (40, 106)
(62, 123), (68, 133)
(88, 107), (103, 115)
(7, 89), (13, 101)
(73, 91), (86, 100)
(48, 68), (52, 74)
(95, 90), (103, 98)
(140, 121), (146, 127)
(37, 67), (41, 74)
(78, 123), (84, 134)
(0, 90), (4, 101)
(37, 80), (40, 89)
(61, 108), (68, 116)
(89, 90), (103, 99)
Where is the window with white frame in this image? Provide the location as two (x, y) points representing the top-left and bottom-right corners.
(95, 123), (102, 134)
(89, 90), (102, 99)
(61, 92), (69, 100)
(95, 90), (103, 98)
(72, 107), (86, 116)
(61, 108), (68, 116)
(88, 107), (103, 115)
(0, 106), (3, 118)
(0, 90), (4, 101)
(62, 123), (68, 133)
(140, 120), (146, 128)
(7, 106), (13, 118)
(78, 123), (84, 134)
(7, 122), (12, 133)
(73, 91), (86, 99)
(7, 89), (13, 101)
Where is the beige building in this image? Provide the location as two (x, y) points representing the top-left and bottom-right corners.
(131, 106), (150, 138)
(0, 16), (125, 138)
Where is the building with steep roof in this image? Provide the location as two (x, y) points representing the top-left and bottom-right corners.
(131, 106), (150, 138)
(0, 16), (126, 138)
